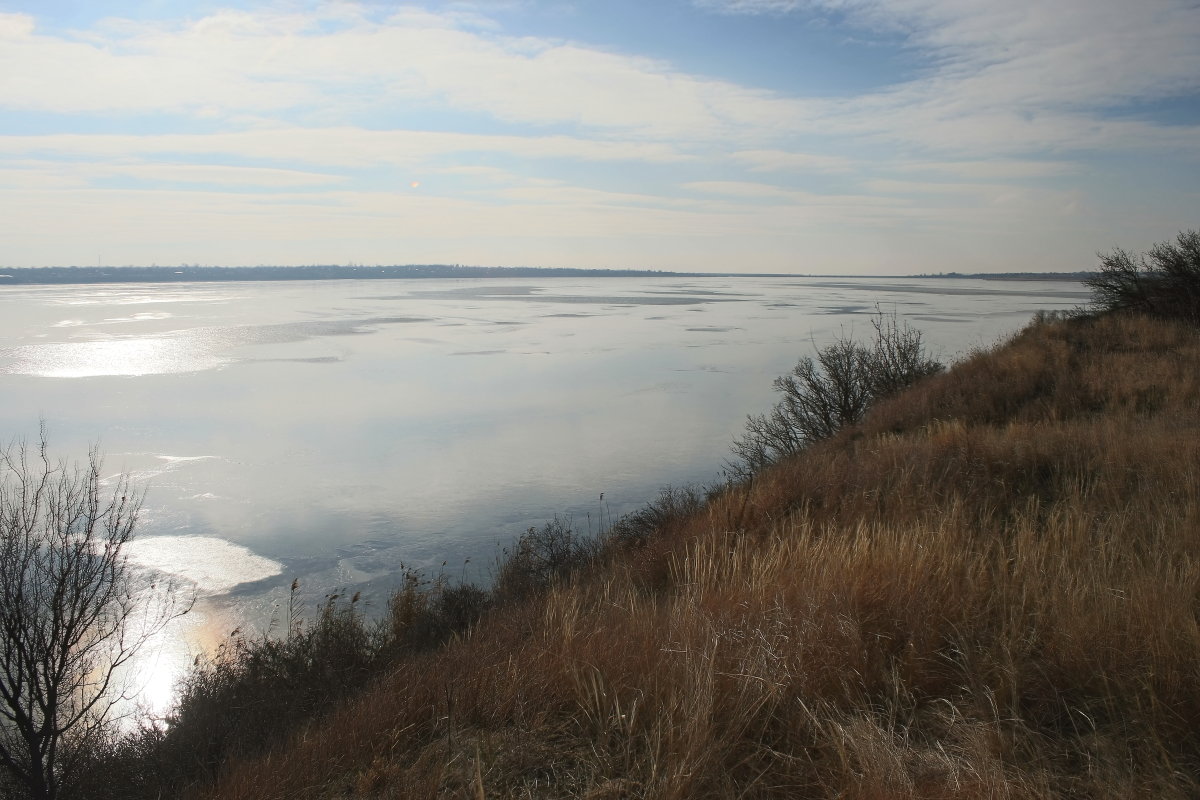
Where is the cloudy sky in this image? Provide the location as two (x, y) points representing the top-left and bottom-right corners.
(1, 0), (1197, 274)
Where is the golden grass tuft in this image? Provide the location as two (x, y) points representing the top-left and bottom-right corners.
(197, 313), (1200, 799)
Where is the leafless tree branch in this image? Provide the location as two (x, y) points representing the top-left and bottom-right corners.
(1, 428), (191, 800)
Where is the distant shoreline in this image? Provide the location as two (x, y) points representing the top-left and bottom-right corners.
(0, 264), (1092, 286)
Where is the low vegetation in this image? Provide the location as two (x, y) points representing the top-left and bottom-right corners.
(8, 231), (1200, 799)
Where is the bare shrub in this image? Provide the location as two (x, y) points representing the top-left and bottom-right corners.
(729, 310), (943, 478)
(1086, 228), (1200, 323)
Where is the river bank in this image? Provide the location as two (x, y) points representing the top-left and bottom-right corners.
(152, 308), (1200, 799)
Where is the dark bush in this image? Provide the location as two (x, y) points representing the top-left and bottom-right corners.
(77, 570), (496, 799)
(157, 591), (377, 784)
(436, 582), (490, 632)
(605, 485), (706, 547)
(383, 570), (491, 652)
(493, 517), (598, 602)
(1086, 229), (1200, 323)
(728, 310), (942, 478)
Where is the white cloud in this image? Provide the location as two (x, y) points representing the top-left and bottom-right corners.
(108, 163), (346, 187)
(685, 180), (802, 199)
(5, 3), (1197, 161)
(692, 0), (811, 14)
(731, 150), (856, 173)
(888, 159), (1078, 180)
(0, 12), (35, 37)
(0, 128), (694, 168)
(0, 183), (751, 265)
(689, 180), (888, 208)
(0, 8), (817, 145)
(486, 182), (700, 210)
(0, 12), (317, 115)
(863, 178), (1085, 214)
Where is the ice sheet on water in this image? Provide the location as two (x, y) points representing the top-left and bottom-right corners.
(124, 535), (283, 595)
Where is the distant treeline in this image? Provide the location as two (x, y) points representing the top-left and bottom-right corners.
(920, 271), (1095, 281)
(0, 264), (1093, 286)
(0, 264), (691, 285)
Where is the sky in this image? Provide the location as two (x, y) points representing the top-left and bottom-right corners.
(1, 0), (1198, 274)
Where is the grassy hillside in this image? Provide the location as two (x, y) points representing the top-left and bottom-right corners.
(180, 311), (1200, 799)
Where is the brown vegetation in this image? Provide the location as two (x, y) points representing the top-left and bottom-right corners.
(175, 311), (1200, 799)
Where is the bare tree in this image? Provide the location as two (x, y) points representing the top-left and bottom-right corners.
(0, 430), (188, 800)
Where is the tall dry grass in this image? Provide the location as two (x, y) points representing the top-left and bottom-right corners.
(197, 313), (1200, 799)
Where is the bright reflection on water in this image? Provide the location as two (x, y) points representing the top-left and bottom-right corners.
(5, 338), (225, 377)
(117, 609), (200, 720)
(0, 276), (1089, 714)
(115, 537), (283, 720)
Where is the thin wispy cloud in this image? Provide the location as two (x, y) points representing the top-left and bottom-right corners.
(697, 0), (1200, 151)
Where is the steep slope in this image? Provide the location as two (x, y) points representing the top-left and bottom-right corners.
(202, 313), (1200, 799)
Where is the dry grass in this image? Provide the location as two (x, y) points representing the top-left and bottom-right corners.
(196, 313), (1200, 799)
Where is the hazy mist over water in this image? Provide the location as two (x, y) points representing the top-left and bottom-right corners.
(0, 276), (1087, 707)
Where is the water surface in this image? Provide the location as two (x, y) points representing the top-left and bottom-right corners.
(0, 275), (1087, 709)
